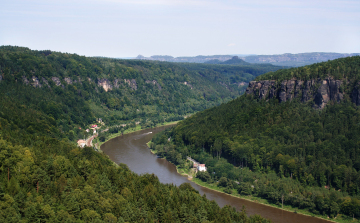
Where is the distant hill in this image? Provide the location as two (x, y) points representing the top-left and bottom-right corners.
(135, 52), (360, 67)
(204, 56), (251, 65)
(135, 54), (235, 63)
(243, 52), (360, 67)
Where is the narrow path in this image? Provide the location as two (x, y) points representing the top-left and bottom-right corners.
(86, 134), (98, 147)
(187, 156), (200, 165)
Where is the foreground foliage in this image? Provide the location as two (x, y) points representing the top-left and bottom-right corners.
(1, 136), (274, 222)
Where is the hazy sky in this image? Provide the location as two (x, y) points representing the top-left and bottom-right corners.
(1, 0), (359, 57)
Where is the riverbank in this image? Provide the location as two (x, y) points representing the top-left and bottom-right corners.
(148, 148), (350, 223)
(97, 121), (179, 148)
(191, 171), (352, 222)
(188, 178), (344, 223)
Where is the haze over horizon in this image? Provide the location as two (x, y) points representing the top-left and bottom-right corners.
(1, 0), (359, 58)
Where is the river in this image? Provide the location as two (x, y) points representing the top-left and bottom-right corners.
(101, 125), (332, 223)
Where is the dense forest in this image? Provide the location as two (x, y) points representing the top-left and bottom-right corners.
(151, 56), (360, 220)
(0, 46), (283, 132)
(0, 46), (274, 221)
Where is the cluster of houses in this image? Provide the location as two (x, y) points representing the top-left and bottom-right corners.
(77, 123), (101, 148)
(85, 124), (98, 134)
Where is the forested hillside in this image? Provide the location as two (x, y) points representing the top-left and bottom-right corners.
(0, 46), (283, 131)
(0, 46), (274, 222)
(152, 56), (360, 220)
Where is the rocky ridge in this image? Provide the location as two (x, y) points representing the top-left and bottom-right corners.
(245, 78), (360, 109)
(21, 75), (142, 92)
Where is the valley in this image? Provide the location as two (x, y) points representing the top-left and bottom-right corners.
(1, 45), (360, 222)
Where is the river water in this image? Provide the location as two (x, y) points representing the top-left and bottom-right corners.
(101, 125), (331, 223)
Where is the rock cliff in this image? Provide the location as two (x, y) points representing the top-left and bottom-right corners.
(97, 79), (113, 92)
(17, 75), (142, 93)
(245, 78), (352, 109)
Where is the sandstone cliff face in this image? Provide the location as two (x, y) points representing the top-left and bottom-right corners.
(51, 77), (62, 86)
(351, 82), (360, 106)
(246, 78), (347, 109)
(124, 79), (137, 90)
(64, 77), (73, 85)
(42, 78), (50, 88)
(97, 79), (113, 92)
(18, 75), (154, 93)
(31, 76), (42, 88)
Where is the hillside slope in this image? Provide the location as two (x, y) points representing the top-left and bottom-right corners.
(0, 46), (284, 130)
(152, 56), (360, 220)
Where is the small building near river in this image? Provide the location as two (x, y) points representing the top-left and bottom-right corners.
(193, 162), (207, 172)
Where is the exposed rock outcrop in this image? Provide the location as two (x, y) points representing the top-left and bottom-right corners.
(31, 76), (42, 88)
(183, 81), (193, 89)
(51, 77), (62, 86)
(124, 79), (137, 90)
(97, 79), (113, 92)
(41, 77), (50, 88)
(246, 78), (345, 109)
(113, 79), (122, 88)
(64, 77), (73, 85)
(351, 82), (360, 106)
(246, 80), (276, 100)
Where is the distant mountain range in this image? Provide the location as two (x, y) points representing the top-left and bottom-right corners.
(135, 54), (235, 63)
(135, 52), (360, 67)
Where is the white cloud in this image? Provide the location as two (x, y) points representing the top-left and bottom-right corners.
(228, 43), (236, 47)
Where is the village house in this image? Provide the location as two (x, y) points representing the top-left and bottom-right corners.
(77, 139), (86, 148)
(197, 164), (207, 172)
(193, 162), (207, 172)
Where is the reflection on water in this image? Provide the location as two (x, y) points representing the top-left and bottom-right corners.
(101, 126), (331, 223)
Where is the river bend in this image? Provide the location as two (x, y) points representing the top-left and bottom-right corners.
(101, 125), (331, 223)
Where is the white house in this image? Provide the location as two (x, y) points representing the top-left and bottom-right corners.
(197, 164), (207, 172)
(77, 139), (86, 148)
